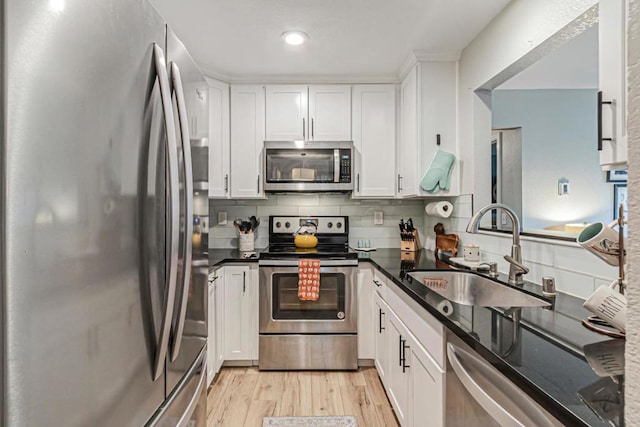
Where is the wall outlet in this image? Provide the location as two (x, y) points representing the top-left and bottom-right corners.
(501, 212), (508, 225)
(373, 211), (384, 225)
(218, 211), (227, 225)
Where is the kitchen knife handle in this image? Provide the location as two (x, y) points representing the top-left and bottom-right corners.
(168, 61), (194, 363)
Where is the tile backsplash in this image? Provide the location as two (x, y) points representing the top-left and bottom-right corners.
(422, 194), (618, 299)
(209, 195), (425, 250)
(210, 193), (615, 299)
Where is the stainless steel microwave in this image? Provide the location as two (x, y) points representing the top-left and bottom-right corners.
(263, 141), (354, 192)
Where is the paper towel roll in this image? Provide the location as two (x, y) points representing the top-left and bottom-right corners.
(425, 201), (453, 218)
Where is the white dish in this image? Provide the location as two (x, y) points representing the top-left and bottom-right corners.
(449, 257), (490, 270)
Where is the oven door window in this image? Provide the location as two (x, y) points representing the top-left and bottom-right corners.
(272, 273), (345, 320)
(265, 149), (335, 183)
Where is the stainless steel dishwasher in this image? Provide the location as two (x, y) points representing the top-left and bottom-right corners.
(445, 330), (563, 427)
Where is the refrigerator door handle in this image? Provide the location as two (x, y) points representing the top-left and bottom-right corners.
(150, 43), (181, 381)
(175, 356), (207, 427)
(168, 61), (194, 362)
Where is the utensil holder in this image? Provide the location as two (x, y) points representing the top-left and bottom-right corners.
(400, 231), (420, 252)
(238, 233), (254, 252)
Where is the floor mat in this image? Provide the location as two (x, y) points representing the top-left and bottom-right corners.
(262, 416), (358, 427)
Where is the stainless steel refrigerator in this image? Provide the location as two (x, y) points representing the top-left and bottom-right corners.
(2, 0), (209, 425)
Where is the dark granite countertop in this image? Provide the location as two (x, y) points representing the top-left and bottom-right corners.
(359, 248), (624, 427)
(207, 247), (624, 426)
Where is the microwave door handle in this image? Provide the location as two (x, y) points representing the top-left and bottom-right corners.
(150, 43), (180, 381)
(334, 149), (340, 183)
(168, 61), (194, 363)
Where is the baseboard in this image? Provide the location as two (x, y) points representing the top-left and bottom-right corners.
(358, 359), (375, 367)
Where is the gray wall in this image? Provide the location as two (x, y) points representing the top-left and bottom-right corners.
(492, 89), (611, 231)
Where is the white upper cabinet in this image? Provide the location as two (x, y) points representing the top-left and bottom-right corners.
(266, 84), (351, 141)
(206, 77), (230, 198)
(398, 66), (419, 197)
(599, 0), (628, 169)
(230, 84), (266, 198)
(308, 85), (352, 140)
(398, 62), (459, 197)
(352, 85), (397, 198)
(265, 85), (308, 140)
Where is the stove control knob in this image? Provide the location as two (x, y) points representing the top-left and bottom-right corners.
(337, 311), (345, 319)
(285, 222), (291, 229)
(336, 222), (342, 229)
(327, 222), (333, 229)
(275, 221), (281, 228)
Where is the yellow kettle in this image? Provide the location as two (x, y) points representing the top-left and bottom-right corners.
(294, 234), (318, 248)
(294, 221), (318, 248)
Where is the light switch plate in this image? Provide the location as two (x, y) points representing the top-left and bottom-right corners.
(218, 211), (227, 225)
(373, 211), (384, 225)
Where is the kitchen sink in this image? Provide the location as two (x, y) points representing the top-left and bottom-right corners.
(407, 271), (551, 308)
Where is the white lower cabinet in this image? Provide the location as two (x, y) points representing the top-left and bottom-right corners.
(373, 268), (444, 427)
(374, 292), (389, 385)
(357, 266), (374, 359)
(223, 265), (258, 361)
(207, 268), (226, 386)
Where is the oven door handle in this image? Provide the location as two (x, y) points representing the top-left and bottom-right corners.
(258, 259), (358, 267)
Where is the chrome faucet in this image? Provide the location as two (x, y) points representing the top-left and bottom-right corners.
(465, 203), (530, 285)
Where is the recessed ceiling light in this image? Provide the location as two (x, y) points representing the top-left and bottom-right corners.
(282, 31), (308, 46)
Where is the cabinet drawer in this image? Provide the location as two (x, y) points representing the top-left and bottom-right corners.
(372, 269), (387, 299)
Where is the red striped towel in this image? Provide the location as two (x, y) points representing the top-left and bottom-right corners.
(298, 259), (321, 301)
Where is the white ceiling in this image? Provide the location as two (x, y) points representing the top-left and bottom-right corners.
(149, 0), (512, 82)
(497, 24), (599, 90)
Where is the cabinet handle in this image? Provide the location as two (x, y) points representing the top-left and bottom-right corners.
(373, 279), (382, 287)
(402, 339), (410, 373)
(378, 309), (385, 333)
(597, 91), (614, 151)
(224, 174), (229, 193)
(257, 175), (260, 194)
(356, 174), (360, 193)
(399, 335), (403, 367)
(303, 118), (306, 140)
(311, 118), (314, 139)
(397, 174), (403, 192)
(243, 271), (246, 294)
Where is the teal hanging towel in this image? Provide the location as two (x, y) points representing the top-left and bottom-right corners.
(420, 149), (456, 193)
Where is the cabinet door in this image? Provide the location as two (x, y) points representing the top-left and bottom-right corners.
(214, 271), (225, 373)
(230, 85), (265, 198)
(207, 280), (216, 386)
(265, 85), (308, 140)
(418, 62), (458, 196)
(373, 293), (389, 385)
(599, 0), (628, 168)
(398, 65), (419, 197)
(352, 85), (396, 197)
(357, 266), (374, 359)
(308, 85), (351, 140)
(408, 337), (444, 427)
(386, 309), (409, 426)
(223, 266), (252, 360)
(207, 77), (230, 198)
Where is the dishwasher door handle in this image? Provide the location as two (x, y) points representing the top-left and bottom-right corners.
(447, 342), (560, 427)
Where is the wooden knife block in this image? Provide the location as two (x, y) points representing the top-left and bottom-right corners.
(400, 231), (420, 252)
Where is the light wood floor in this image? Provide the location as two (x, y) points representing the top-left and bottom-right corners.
(206, 367), (399, 427)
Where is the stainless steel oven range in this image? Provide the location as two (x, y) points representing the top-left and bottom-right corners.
(258, 216), (358, 370)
